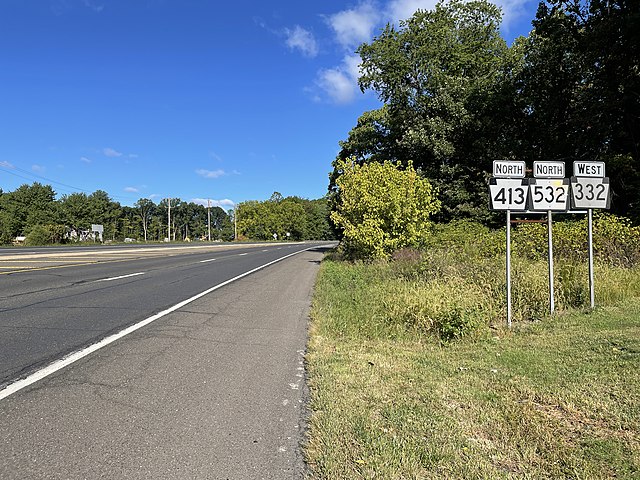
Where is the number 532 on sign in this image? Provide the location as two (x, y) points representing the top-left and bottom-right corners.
(489, 178), (528, 211)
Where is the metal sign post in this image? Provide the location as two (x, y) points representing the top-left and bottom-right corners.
(529, 161), (567, 315)
(588, 209), (595, 308)
(570, 161), (610, 309)
(547, 211), (555, 313)
(490, 161), (528, 327)
(506, 209), (512, 328)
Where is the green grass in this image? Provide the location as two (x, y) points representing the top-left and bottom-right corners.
(306, 258), (640, 479)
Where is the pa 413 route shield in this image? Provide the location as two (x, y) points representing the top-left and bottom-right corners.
(489, 178), (529, 211)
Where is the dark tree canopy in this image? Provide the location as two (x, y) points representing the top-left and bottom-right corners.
(330, 0), (640, 223)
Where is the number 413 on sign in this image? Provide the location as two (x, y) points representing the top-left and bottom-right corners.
(489, 178), (529, 211)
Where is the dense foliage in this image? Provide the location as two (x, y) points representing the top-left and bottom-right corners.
(330, 160), (440, 258)
(0, 182), (235, 244)
(0, 184), (334, 245)
(236, 192), (334, 241)
(330, 0), (640, 223)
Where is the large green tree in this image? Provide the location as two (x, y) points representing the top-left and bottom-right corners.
(332, 0), (514, 222)
(0, 183), (58, 243)
(516, 0), (640, 218)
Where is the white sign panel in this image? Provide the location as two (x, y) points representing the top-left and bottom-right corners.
(533, 161), (565, 178)
(493, 160), (526, 178)
(570, 177), (611, 209)
(489, 178), (528, 211)
(528, 178), (570, 211)
(573, 161), (605, 178)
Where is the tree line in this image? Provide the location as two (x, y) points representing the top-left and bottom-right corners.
(0, 183), (334, 245)
(236, 192), (334, 241)
(330, 0), (639, 224)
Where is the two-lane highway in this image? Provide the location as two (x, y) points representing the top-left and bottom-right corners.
(0, 242), (330, 390)
(0, 241), (335, 479)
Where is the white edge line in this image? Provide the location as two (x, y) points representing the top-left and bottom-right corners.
(93, 272), (145, 282)
(0, 246), (315, 401)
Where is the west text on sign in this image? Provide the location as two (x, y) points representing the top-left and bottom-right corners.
(573, 161), (605, 177)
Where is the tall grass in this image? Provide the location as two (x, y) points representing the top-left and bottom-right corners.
(329, 217), (640, 340)
(306, 215), (640, 478)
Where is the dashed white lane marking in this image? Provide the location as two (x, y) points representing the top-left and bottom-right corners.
(94, 272), (145, 283)
(238, 253), (248, 256)
(0, 246), (316, 402)
(199, 258), (217, 263)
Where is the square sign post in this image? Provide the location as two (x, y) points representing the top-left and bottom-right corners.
(529, 161), (567, 314)
(571, 162), (610, 308)
(490, 161), (527, 328)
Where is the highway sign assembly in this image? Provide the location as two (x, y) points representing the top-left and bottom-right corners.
(488, 159), (611, 326)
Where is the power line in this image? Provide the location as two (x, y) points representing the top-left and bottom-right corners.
(0, 164), (139, 202)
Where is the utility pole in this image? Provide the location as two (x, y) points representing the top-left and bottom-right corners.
(167, 197), (171, 242)
(207, 199), (211, 242)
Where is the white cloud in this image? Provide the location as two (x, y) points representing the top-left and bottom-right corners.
(124, 187), (139, 193)
(128, 153), (139, 159)
(313, 0), (531, 104)
(32, 164), (46, 174)
(103, 147), (123, 158)
(386, 0), (437, 23)
(191, 198), (236, 210)
(285, 25), (319, 58)
(316, 54), (362, 104)
(82, 0), (104, 13)
(496, 0), (535, 28)
(0, 161), (14, 168)
(80, 156), (91, 163)
(326, 1), (381, 50)
(196, 168), (226, 179)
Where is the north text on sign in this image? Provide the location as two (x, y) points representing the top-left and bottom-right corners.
(493, 161), (525, 178)
(534, 162), (564, 178)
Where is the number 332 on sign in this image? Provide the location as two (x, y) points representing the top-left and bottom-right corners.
(489, 178), (528, 211)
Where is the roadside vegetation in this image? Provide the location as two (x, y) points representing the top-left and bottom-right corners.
(0, 183), (333, 245)
(305, 218), (640, 478)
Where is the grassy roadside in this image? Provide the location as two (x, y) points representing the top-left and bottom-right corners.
(305, 258), (640, 479)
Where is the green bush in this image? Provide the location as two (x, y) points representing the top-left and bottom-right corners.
(512, 213), (640, 266)
(331, 159), (440, 259)
(25, 224), (66, 245)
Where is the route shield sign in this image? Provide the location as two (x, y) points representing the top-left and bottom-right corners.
(489, 178), (528, 211)
(528, 178), (570, 211)
(570, 177), (611, 209)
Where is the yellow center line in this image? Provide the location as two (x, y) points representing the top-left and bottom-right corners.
(0, 261), (102, 275)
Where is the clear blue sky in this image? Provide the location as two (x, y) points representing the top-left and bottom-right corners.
(0, 0), (539, 209)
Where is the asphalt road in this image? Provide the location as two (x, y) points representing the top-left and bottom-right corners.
(0, 241), (334, 479)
